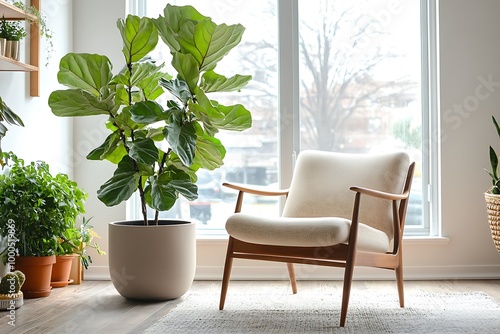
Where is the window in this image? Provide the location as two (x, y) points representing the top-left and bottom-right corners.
(129, 0), (438, 237)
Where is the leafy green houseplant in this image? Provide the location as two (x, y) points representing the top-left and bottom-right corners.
(48, 4), (252, 224)
(485, 115), (500, 252)
(0, 17), (25, 41)
(0, 152), (87, 297)
(0, 97), (24, 165)
(56, 217), (105, 270)
(0, 152), (87, 258)
(48, 4), (252, 300)
(486, 116), (500, 194)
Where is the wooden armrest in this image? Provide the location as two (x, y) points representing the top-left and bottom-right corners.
(222, 182), (289, 196)
(350, 186), (409, 201)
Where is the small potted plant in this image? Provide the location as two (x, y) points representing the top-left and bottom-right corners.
(52, 217), (105, 287)
(0, 17), (26, 60)
(0, 152), (87, 298)
(0, 270), (25, 310)
(484, 115), (500, 252)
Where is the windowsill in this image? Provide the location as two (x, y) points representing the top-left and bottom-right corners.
(196, 234), (450, 244)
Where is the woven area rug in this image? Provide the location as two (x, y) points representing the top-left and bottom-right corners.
(144, 282), (500, 334)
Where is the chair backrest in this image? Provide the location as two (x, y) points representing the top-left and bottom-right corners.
(282, 150), (410, 239)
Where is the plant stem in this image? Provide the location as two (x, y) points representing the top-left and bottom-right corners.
(153, 150), (170, 225)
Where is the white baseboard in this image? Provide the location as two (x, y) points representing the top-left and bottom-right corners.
(84, 264), (500, 281)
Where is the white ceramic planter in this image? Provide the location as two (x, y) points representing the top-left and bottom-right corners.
(108, 220), (196, 301)
(10, 40), (20, 61)
(0, 38), (6, 57)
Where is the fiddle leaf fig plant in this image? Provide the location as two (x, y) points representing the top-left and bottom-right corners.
(486, 115), (500, 194)
(48, 4), (252, 225)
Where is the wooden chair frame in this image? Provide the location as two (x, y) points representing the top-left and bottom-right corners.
(219, 162), (415, 327)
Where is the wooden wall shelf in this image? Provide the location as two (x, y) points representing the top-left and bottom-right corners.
(0, 0), (40, 96)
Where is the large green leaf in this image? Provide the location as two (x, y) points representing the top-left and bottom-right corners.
(159, 78), (193, 105)
(490, 146), (498, 181)
(163, 121), (197, 167)
(178, 20), (245, 72)
(129, 138), (159, 165)
(118, 15), (158, 64)
(97, 156), (140, 206)
(171, 52), (200, 92)
(210, 102), (253, 131)
(130, 100), (168, 124)
(150, 168), (198, 211)
(0, 97), (24, 127)
(193, 125), (226, 170)
(86, 131), (127, 164)
(48, 89), (113, 117)
(201, 71), (252, 93)
(57, 53), (113, 96)
(153, 4), (207, 53)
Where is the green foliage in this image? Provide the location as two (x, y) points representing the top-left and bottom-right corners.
(486, 116), (500, 194)
(12, 1), (54, 65)
(0, 17), (26, 41)
(48, 5), (252, 225)
(0, 97), (24, 164)
(393, 118), (421, 150)
(0, 270), (25, 294)
(0, 152), (87, 257)
(56, 217), (105, 269)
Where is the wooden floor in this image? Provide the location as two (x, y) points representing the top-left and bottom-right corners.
(2, 280), (500, 333)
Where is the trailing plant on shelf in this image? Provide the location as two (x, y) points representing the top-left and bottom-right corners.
(48, 4), (253, 226)
(485, 116), (500, 195)
(12, 1), (53, 65)
(0, 152), (87, 258)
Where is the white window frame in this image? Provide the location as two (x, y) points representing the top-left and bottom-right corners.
(127, 0), (440, 238)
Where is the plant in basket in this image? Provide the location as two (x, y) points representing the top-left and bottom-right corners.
(484, 115), (500, 252)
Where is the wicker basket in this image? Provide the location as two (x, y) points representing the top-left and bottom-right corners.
(484, 192), (500, 252)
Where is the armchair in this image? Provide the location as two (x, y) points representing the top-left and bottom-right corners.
(219, 150), (415, 326)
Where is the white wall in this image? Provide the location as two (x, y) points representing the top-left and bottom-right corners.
(71, 0), (127, 274)
(3, 0), (499, 281)
(1, 0), (73, 175)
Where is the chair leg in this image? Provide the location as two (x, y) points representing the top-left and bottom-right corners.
(219, 237), (235, 310)
(287, 263), (297, 294)
(395, 256), (405, 307)
(340, 259), (355, 327)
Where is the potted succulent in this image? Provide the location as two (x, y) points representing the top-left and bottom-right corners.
(0, 152), (87, 298)
(48, 4), (252, 300)
(52, 217), (105, 288)
(484, 115), (500, 252)
(0, 270), (25, 310)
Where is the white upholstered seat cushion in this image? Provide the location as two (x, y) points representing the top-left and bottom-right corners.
(226, 213), (390, 253)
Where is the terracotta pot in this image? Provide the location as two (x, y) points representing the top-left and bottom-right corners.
(51, 254), (77, 288)
(13, 255), (55, 299)
(108, 220), (196, 301)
